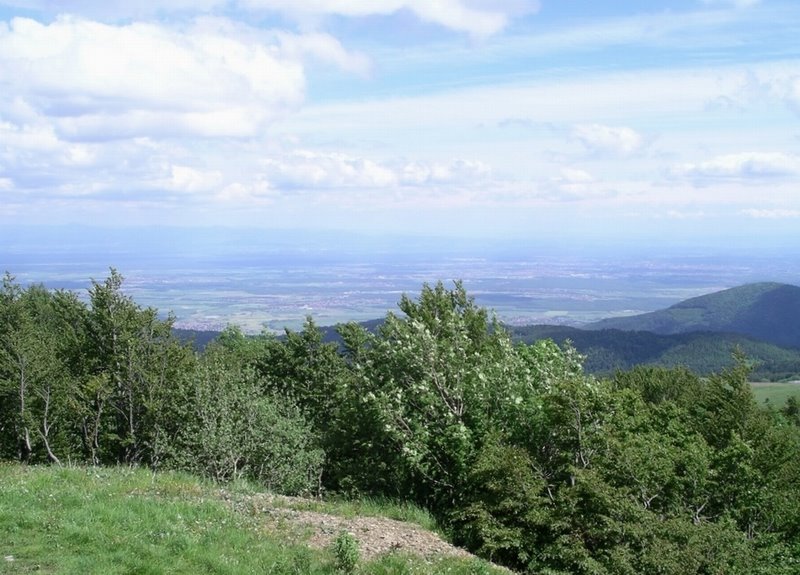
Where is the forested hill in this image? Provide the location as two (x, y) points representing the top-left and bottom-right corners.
(586, 282), (800, 348)
(508, 324), (800, 379)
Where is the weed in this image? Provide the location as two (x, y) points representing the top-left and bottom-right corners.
(331, 530), (360, 573)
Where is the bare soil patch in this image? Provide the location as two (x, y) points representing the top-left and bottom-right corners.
(222, 491), (482, 563)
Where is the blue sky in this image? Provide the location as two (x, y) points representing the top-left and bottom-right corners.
(1, 0), (799, 247)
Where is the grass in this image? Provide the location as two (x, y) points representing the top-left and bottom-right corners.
(0, 464), (504, 575)
(751, 380), (800, 408)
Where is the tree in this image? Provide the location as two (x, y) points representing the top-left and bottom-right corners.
(84, 268), (191, 464)
(0, 276), (86, 464)
(335, 282), (535, 511)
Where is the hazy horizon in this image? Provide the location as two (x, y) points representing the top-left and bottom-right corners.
(4, 225), (799, 333)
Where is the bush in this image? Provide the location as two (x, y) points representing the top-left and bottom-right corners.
(170, 354), (324, 495)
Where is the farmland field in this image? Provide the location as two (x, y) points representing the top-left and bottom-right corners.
(751, 381), (800, 407)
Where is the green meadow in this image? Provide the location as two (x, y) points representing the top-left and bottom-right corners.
(0, 465), (502, 575)
(751, 380), (800, 407)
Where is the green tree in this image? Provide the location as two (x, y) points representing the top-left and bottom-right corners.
(0, 276), (86, 464)
(84, 269), (190, 464)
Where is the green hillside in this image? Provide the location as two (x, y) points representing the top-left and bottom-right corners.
(509, 324), (800, 379)
(0, 465), (501, 575)
(587, 282), (800, 349)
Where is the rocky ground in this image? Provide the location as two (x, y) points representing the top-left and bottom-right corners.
(222, 491), (485, 563)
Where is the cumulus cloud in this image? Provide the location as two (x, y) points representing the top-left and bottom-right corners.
(215, 179), (273, 204)
(263, 150), (398, 189)
(259, 151), (496, 192)
(671, 152), (800, 181)
(0, 16), (367, 141)
(274, 31), (370, 76)
(542, 167), (615, 201)
(666, 210), (706, 219)
(767, 74), (800, 115)
(0, 119), (60, 154)
(572, 124), (644, 156)
(162, 165), (224, 193)
(400, 159), (491, 186)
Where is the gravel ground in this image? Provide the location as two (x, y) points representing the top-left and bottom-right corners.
(222, 491), (484, 563)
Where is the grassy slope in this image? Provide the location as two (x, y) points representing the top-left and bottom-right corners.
(0, 465), (502, 575)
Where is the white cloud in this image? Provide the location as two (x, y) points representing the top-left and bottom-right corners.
(700, 0), (761, 8)
(259, 150), (497, 194)
(0, 119), (60, 153)
(741, 208), (800, 218)
(163, 165), (223, 193)
(274, 31), (370, 76)
(2, 0), (534, 36)
(667, 210), (706, 219)
(672, 152), (800, 181)
(0, 177), (13, 190)
(61, 144), (97, 166)
(0, 16), (367, 141)
(400, 159), (491, 186)
(767, 74), (800, 114)
(237, 0), (524, 37)
(572, 124), (644, 156)
(556, 168), (594, 184)
(263, 150), (398, 189)
(541, 167), (616, 201)
(215, 179), (273, 204)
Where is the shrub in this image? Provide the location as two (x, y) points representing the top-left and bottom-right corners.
(331, 530), (360, 573)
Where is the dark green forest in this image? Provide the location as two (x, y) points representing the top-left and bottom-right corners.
(508, 324), (800, 380)
(3, 270), (800, 574)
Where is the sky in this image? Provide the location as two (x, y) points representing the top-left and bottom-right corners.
(1, 0), (799, 249)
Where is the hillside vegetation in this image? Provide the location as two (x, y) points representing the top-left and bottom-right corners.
(3, 271), (800, 574)
(588, 282), (800, 348)
(510, 324), (800, 380)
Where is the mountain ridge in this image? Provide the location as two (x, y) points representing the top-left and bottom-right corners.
(586, 282), (800, 349)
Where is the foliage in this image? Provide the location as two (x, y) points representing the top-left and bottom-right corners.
(333, 281), (527, 510)
(171, 348), (324, 494)
(509, 324), (800, 379)
(331, 531), (360, 573)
